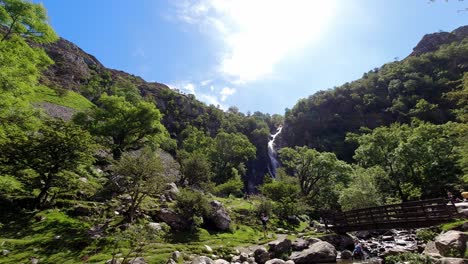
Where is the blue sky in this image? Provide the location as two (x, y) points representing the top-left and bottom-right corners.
(38, 0), (467, 114)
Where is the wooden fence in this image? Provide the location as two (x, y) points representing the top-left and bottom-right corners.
(322, 198), (460, 233)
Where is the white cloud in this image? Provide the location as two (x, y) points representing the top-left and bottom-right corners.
(183, 83), (196, 94)
(174, 0), (337, 84)
(197, 93), (226, 110)
(200, 79), (213, 86)
(220, 87), (236, 102)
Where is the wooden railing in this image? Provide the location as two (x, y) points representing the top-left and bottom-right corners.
(322, 198), (460, 233)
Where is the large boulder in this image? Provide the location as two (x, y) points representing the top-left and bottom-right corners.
(268, 238), (292, 258)
(155, 208), (187, 230)
(435, 230), (468, 257)
(254, 247), (271, 264)
(319, 234), (354, 251)
(265, 259), (286, 264)
(340, 250), (353, 260)
(289, 241), (337, 264)
(207, 200), (231, 231)
(292, 238), (309, 251)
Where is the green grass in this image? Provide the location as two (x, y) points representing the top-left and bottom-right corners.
(25, 85), (93, 111)
(440, 219), (468, 231)
(0, 196), (316, 264)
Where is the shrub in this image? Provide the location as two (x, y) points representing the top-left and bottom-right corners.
(214, 176), (243, 198)
(260, 180), (299, 202)
(256, 197), (273, 217)
(174, 189), (211, 229)
(416, 228), (438, 243)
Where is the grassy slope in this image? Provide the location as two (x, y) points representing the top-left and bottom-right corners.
(0, 197), (316, 264)
(25, 85), (93, 111)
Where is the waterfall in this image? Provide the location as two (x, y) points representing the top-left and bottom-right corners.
(267, 126), (282, 178)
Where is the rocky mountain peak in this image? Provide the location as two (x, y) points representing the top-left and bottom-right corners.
(410, 25), (468, 56)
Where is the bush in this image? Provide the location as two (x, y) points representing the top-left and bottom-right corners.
(174, 189), (211, 229)
(273, 197), (302, 220)
(260, 180), (299, 202)
(214, 176), (243, 198)
(416, 228), (438, 243)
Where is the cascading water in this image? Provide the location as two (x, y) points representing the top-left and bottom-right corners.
(267, 126), (282, 178)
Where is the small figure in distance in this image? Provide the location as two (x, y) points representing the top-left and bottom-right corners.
(448, 191), (461, 205)
(352, 239), (364, 260)
(260, 212), (269, 237)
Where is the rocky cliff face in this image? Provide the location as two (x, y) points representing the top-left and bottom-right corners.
(410, 25), (468, 56)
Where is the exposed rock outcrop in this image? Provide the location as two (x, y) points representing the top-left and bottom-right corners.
(410, 25), (468, 56)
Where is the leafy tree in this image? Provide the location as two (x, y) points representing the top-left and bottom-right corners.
(339, 166), (384, 211)
(111, 148), (173, 222)
(348, 121), (462, 201)
(0, 0), (57, 43)
(180, 126), (214, 154)
(278, 146), (352, 199)
(179, 151), (212, 189)
(209, 131), (256, 184)
(73, 94), (168, 159)
(0, 119), (96, 207)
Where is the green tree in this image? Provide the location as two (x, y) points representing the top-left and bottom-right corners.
(179, 151), (212, 189)
(0, 119), (96, 207)
(74, 94), (168, 159)
(339, 166), (384, 211)
(112, 148), (173, 223)
(209, 131), (256, 184)
(174, 189), (211, 229)
(278, 146), (352, 199)
(0, 0), (57, 43)
(348, 121), (462, 201)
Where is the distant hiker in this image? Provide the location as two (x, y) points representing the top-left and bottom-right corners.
(448, 191), (460, 204)
(352, 240), (364, 260)
(260, 213), (269, 237)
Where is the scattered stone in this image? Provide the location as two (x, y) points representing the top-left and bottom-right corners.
(172, 251), (182, 261)
(285, 261), (295, 264)
(129, 257), (146, 264)
(204, 245), (213, 253)
(166, 259), (177, 264)
(239, 252), (249, 262)
(31, 258), (39, 264)
(254, 247), (270, 264)
(355, 230), (371, 239)
(2, 249), (10, 256)
(191, 256), (214, 264)
(289, 241), (337, 264)
(340, 250), (353, 259)
(213, 260), (229, 264)
(148, 222), (162, 231)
